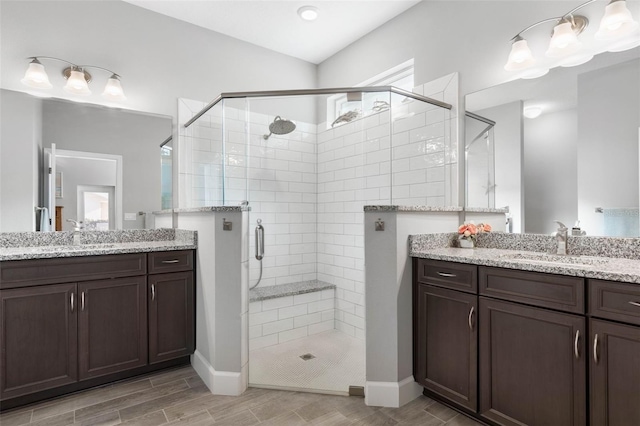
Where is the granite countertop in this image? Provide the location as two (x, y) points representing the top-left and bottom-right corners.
(409, 233), (640, 284)
(363, 205), (508, 213)
(410, 247), (640, 284)
(364, 205), (463, 212)
(153, 206), (250, 214)
(0, 229), (197, 261)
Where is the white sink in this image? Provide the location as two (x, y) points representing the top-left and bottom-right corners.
(500, 252), (609, 268)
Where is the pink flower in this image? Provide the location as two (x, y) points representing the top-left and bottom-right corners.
(477, 223), (493, 233)
(458, 223), (478, 236)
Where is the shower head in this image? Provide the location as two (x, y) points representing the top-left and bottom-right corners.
(263, 116), (296, 140)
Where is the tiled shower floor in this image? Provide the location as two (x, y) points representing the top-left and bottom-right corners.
(249, 330), (365, 395)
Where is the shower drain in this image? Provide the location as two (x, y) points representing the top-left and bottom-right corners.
(299, 353), (316, 361)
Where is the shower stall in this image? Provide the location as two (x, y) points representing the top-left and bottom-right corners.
(178, 86), (455, 394)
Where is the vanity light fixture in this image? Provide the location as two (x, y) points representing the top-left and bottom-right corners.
(298, 5), (319, 21)
(504, 0), (639, 76)
(21, 56), (126, 101)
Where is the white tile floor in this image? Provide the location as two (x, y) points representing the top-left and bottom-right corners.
(249, 330), (365, 395)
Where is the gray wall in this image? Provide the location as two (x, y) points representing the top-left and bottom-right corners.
(524, 109), (578, 234)
(0, 90), (42, 232)
(577, 59), (640, 236)
(42, 99), (171, 229)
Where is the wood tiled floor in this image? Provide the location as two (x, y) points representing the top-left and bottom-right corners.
(0, 366), (484, 426)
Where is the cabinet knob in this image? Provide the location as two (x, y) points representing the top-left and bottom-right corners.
(70, 292), (74, 313)
(161, 260), (180, 264)
(81, 291), (85, 312)
(151, 284), (156, 301)
(593, 334), (599, 364)
(468, 306), (475, 331)
(574, 329), (580, 359)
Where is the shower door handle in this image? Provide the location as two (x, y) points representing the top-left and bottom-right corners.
(255, 221), (264, 261)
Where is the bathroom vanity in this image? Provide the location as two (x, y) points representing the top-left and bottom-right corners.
(411, 235), (640, 426)
(0, 230), (197, 410)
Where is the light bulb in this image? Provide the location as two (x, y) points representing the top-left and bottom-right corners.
(20, 59), (53, 89)
(504, 38), (535, 71)
(523, 106), (542, 119)
(297, 6), (318, 21)
(596, 0), (640, 40)
(102, 74), (126, 101)
(64, 69), (91, 95)
(546, 21), (582, 57)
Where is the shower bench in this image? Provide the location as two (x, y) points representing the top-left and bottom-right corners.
(249, 280), (336, 350)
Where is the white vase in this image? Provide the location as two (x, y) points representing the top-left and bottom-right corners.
(459, 237), (475, 249)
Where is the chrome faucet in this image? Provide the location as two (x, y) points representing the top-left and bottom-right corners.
(67, 219), (84, 245)
(554, 221), (568, 255)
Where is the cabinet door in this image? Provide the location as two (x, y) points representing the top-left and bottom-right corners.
(78, 277), (147, 380)
(590, 319), (640, 426)
(479, 297), (586, 426)
(148, 272), (195, 364)
(415, 284), (477, 411)
(1, 284), (77, 400)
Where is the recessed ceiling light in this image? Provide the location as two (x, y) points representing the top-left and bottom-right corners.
(298, 6), (318, 21)
(523, 106), (543, 119)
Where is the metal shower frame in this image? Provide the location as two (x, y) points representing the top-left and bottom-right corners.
(183, 86), (452, 128)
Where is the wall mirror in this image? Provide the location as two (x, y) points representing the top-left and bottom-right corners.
(0, 90), (172, 232)
(465, 48), (640, 237)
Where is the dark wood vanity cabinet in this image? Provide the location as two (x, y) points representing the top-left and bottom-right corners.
(479, 297), (586, 426)
(588, 279), (640, 426)
(0, 250), (195, 407)
(414, 259), (587, 425)
(147, 251), (196, 364)
(413, 260), (478, 411)
(78, 276), (148, 380)
(478, 266), (587, 426)
(148, 271), (195, 364)
(0, 284), (78, 400)
(590, 319), (640, 426)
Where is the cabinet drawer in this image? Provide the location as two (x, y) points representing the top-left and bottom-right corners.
(0, 254), (146, 289)
(479, 266), (585, 314)
(148, 250), (194, 274)
(414, 259), (477, 293)
(589, 279), (640, 326)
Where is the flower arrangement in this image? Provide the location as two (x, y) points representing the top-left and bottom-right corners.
(458, 222), (492, 248)
(458, 223), (478, 241)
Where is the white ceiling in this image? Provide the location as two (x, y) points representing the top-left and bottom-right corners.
(122, 0), (421, 64)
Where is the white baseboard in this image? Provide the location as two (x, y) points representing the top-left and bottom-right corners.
(191, 350), (215, 392)
(364, 376), (422, 408)
(191, 350), (247, 396)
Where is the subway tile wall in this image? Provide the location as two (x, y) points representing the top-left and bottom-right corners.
(249, 289), (335, 351)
